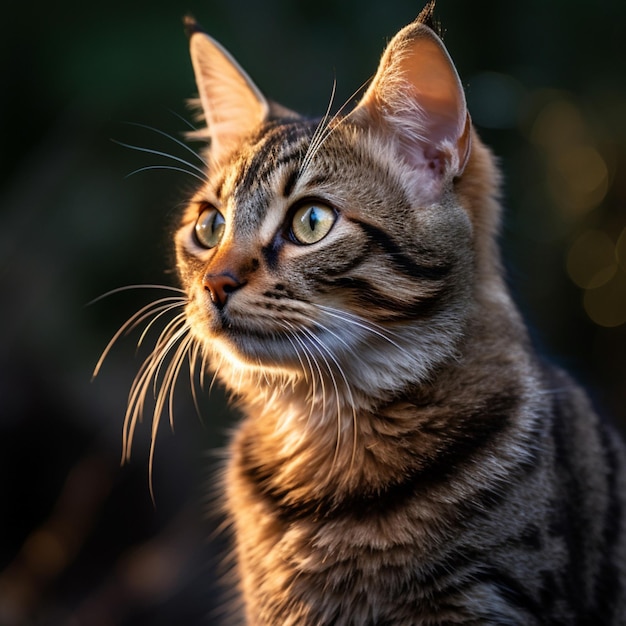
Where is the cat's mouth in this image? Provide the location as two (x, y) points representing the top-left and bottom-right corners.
(191, 298), (314, 369)
(212, 322), (318, 372)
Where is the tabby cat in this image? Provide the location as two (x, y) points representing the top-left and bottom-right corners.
(113, 4), (626, 624)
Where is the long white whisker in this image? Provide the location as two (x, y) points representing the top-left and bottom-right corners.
(278, 322), (309, 382)
(208, 353), (224, 395)
(122, 121), (208, 166)
(298, 77), (371, 183)
(188, 340), (205, 421)
(298, 79), (337, 179)
(150, 316), (190, 395)
(136, 303), (187, 349)
(124, 318), (188, 436)
(299, 326), (344, 468)
(294, 334), (320, 429)
(287, 323), (327, 423)
(165, 108), (198, 131)
(275, 325), (320, 446)
(125, 165), (207, 183)
(92, 298), (186, 378)
(280, 323), (319, 427)
(87, 283), (186, 307)
(158, 332), (194, 432)
(308, 319), (360, 471)
(317, 304), (410, 355)
(112, 139), (208, 180)
(122, 319), (190, 463)
(148, 331), (194, 505)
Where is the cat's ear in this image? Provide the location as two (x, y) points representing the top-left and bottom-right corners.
(185, 17), (269, 163)
(354, 20), (471, 199)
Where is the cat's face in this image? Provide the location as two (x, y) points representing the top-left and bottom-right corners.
(176, 18), (488, 401)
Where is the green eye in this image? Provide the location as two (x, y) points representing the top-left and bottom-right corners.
(195, 206), (225, 248)
(290, 202), (336, 245)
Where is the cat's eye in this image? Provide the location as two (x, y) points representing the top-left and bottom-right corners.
(290, 202), (336, 245)
(195, 205), (226, 248)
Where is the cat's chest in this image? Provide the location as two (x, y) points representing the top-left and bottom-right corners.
(226, 464), (527, 625)
(225, 418), (452, 566)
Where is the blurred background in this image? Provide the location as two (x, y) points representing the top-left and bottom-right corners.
(1, 0), (625, 623)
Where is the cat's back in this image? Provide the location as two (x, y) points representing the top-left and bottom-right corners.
(537, 364), (626, 622)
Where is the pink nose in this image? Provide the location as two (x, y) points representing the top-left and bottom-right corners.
(203, 273), (243, 308)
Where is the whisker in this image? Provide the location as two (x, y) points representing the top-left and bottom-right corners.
(278, 322), (309, 383)
(150, 316), (190, 395)
(122, 121), (208, 166)
(188, 340), (205, 422)
(122, 319), (190, 464)
(162, 333), (195, 431)
(125, 318), (188, 427)
(298, 77), (370, 182)
(208, 352), (224, 395)
(282, 325), (323, 442)
(294, 335), (320, 429)
(136, 303), (187, 349)
(317, 304), (410, 355)
(280, 323), (319, 426)
(111, 139), (208, 180)
(165, 107), (199, 131)
(125, 165), (208, 183)
(91, 280), (213, 504)
(148, 332), (194, 503)
(200, 347), (210, 391)
(299, 326), (343, 468)
(286, 322), (327, 422)
(298, 79), (337, 180)
(307, 319), (360, 471)
(92, 298), (186, 379)
(87, 283), (186, 307)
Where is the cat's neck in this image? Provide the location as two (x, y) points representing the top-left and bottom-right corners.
(226, 294), (538, 518)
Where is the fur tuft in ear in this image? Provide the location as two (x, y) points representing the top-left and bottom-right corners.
(186, 19), (269, 164)
(354, 20), (471, 201)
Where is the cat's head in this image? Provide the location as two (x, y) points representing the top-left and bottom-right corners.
(176, 13), (501, 407)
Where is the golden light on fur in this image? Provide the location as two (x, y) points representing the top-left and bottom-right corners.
(98, 6), (626, 623)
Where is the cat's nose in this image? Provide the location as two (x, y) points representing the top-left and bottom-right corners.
(203, 272), (244, 308)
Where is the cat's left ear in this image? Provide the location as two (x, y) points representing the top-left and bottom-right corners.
(185, 16), (269, 163)
(354, 21), (471, 198)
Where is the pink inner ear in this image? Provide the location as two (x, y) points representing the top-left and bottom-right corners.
(396, 33), (469, 167)
(355, 24), (471, 191)
(424, 146), (446, 177)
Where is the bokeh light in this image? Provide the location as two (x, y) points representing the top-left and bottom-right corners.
(567, 230), (616, 290)
(530, 97), (609, 219)
(584, 272), (626, 328)
(2, 2), (626, 623)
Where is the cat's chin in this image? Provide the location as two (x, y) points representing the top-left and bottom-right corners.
(206, 328), (307, 376)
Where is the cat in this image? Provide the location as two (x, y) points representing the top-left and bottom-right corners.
(106, 3), (626, 624)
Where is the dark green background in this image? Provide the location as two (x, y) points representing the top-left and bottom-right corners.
(1, 1), (625, 623)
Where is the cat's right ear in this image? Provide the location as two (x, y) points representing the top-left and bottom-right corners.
(185, 16), (269, 163)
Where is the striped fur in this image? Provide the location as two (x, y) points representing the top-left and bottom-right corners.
(170, 10), (626, 625)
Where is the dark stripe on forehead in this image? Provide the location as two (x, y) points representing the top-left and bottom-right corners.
(234, 121), (317, 202)
(282, 167), (299, 198)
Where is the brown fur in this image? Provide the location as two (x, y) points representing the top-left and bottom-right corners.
(116, 9), (626, 624)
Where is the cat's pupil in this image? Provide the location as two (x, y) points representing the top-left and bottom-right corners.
(309, 207), (321, 231)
